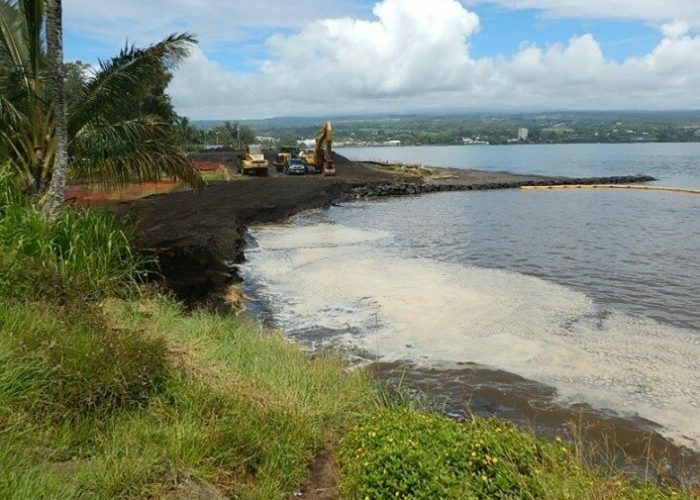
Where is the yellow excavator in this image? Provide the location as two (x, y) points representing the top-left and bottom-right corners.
(239, 144), (269, 176)
(300, 122), (335, 176)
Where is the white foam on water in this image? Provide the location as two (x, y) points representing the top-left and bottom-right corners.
(243, 223), (700, 450)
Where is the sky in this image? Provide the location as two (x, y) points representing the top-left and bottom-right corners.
(62, 0), (700, 119)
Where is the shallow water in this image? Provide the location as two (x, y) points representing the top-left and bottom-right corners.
(241, 144), (700, 463)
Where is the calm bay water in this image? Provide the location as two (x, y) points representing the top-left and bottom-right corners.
(338, 143), (700, 188)
(242, 143), (700, 454)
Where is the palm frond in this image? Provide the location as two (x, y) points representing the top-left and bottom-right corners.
(2, 0), (200, 197)
(68, 33), (197, 136)
(18, 0), (42, 81)
(0, 93), (26, 129)
(0, 0), (31, 87)
(71, 117), (203, 189)
(0, 94), (33, 183)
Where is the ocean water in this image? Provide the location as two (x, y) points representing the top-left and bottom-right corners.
(241, 143), (700, 453)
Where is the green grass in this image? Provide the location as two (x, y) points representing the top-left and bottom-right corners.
(0, 296), (376, 499)
(362, 162), (433, 178)
(0, 301), (168, 419)
(200, 168), (232, 181)
(0, 165), (376, 498)
(0, 166), (145, 302)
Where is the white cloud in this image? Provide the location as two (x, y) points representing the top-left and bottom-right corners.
(262, 0), (479, 98)
(168, 0), (700, 118)
(469, 0), (700, 28)
(661, 19), (690, 39)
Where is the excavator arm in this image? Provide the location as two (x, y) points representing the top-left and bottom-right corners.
(314, 121), (335, 177)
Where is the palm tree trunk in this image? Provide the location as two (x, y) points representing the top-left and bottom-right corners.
(43, 0), (68, 220)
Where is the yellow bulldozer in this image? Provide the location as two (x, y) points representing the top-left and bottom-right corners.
(239, 144), (269, 176)
(300, 122), (335, 176)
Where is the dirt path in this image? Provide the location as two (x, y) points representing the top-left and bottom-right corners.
(293, 446), (338, 500)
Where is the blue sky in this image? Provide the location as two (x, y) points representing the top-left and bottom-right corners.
(61, 0), (700, 118)
(467, 5), (661, 61)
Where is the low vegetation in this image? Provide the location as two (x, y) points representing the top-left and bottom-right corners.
(200, 167), (232, 182)
(0, 164), (692, 498)
(338, 408), (687, 499)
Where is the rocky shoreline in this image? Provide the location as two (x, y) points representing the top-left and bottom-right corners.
(345, 174), (655, 199)
(115, 156), (655, 306)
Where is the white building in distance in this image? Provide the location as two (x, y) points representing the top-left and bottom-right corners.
(517, 128), (529, 141)
(462, 137), (490, 145)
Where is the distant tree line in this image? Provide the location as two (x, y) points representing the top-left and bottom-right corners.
(233, 112), (700, 147)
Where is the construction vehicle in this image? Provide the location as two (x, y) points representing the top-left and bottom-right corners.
(273, 146), (300, 173)
(300, 122), (335, 176)
(239, 144), (269, 176)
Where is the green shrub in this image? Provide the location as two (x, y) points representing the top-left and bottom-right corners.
(0, 165), (146, 302)
(0, 301), (168, 418)
(338, 407), (555, 499)
(338, 408), (683, 500)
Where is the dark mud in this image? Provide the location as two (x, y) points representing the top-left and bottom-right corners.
(114, 155), (418, 303)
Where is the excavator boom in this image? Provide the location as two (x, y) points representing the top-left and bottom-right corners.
(314, 122), (335, 176)
(297, 122), (335, 176)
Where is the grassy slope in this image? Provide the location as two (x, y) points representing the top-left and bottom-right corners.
(0, 166), (374, 498)
(0, 295), (375, 499)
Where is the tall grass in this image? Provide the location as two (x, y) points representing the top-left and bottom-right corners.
(0, 164), (146, 301)
(0, 164), (377, 498)
(0, 297), (377, 499)
(0, 301), (168, 420)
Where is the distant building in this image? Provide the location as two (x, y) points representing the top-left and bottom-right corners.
(462, 137), (489, 145)
(517, 128), (529, 142)
(382, 140), (401, 146)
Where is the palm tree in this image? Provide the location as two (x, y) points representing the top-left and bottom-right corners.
(0, 0), (202, 203)
(42, 0), (67, 219)
(176, 115), (201, 146)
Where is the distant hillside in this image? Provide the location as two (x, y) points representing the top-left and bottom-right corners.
(192, 111), (700, 146)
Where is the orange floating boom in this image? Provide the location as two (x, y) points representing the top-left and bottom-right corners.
(521, 184), (700, 195)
